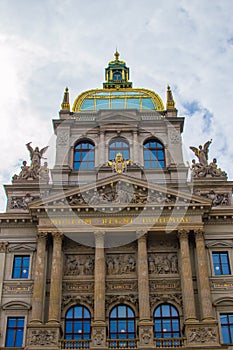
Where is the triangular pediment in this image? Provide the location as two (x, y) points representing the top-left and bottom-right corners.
(206, 241), (233, 248)
(29, 174), (211, 210)
(97, 110), (140, 123)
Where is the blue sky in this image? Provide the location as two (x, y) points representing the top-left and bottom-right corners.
(0, 0), (233, 211)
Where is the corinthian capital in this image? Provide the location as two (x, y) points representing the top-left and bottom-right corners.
(178, 229), (189, 240)
(0, 241), (8, 252)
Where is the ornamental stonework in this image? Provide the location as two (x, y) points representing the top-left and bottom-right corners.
(62, 294), (94, 310)
(3, 282), (33, 295)
(150, 279), (181, 291)
(62, 281), (94, 293)
(148, 253), (178, 274)
(105, 294), (138, 310)
(150, 293), (182, 308)
(92, 327), (105, 347)
(186, 327), (217, 344)
(57, 131), (69, 145)
(106, 280), (137, 292)
(64, 254), (94, 275)
(28, 329), (57, 346)
(106, 254), (136, 275)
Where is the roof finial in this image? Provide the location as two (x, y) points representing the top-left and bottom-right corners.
(166, 85), (175, 110)
(61, 86), (70, 111)
(114, 48), (119, 61)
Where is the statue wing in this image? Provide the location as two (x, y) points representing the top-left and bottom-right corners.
(39, 146), (49, 156)
(203, 139), (212, 154)
(26, 142), (33, 158)
(189, 146), (199, 158)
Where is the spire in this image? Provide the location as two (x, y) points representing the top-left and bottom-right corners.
(61, 87), (70, 111)
(166, 85), (175, 110)
(114, 49), (119, 62)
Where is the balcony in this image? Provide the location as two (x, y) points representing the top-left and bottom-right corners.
(154, 337), (184, 348)
(107, 339), (138, 349)
(61, 337), (184, 349)
(61, 339), (90, 349)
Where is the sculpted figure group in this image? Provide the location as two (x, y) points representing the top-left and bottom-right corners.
(12, 142), (49, 183)
(190, 140), (227, 178)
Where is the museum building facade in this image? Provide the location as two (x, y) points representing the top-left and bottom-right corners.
(0, 52), (233, 349)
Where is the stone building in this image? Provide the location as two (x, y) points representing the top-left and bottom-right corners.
(0, 52), (233, 349)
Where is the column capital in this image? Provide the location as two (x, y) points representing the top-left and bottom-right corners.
(37, 231), (48, 241)
(51, 231), (63, 242)
(178, 229), (190, 240)
(136, 229), (148, 240)
(0, 241), (8, 252)
(194, 229), (205, 241)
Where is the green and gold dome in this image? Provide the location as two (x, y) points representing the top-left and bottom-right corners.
(62, 51), (175, 113)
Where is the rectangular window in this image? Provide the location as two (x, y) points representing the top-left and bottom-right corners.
(212, 252), (231, 275)
(220, 313), (233, 344)
(12, 255), (30, 279)
(5, 317), (25, 347)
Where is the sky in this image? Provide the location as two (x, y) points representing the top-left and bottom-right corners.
(0, 0), (233, 211)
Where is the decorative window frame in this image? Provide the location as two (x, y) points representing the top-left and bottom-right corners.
(72, 138), (96, 171)
(1, 302), (30, 348)
(7, 244), (35, 281)
(206, 241), (233, 277)
(214, 298), (233, 345)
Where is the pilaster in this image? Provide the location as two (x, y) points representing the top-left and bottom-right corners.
(194, 229), (215, 321)
(178, 229), (197, 322)
(48, 231), (63, 324)
(137, 231), (154, 348)
(91, 231), (107, 349)
(0, 241), (8, 304)
(30, 232), (47, 324)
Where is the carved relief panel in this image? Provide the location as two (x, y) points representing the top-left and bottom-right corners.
(148, 253), (179, 274)
(106, 254), (136, 275)
(64, 254), (94, 276)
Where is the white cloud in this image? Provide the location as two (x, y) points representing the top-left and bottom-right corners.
(0, 0), (233, 210)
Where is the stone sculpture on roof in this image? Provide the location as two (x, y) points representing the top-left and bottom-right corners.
(12, 143), (49, 183)
(190, 140), (227, 178)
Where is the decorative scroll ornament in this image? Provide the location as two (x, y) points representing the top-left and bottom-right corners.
(108, 152), (131, 174)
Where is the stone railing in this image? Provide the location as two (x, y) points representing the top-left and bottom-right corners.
(60, 339), (90, 349)
(107, 339), (138, 349)
(154, 337), (184, 348)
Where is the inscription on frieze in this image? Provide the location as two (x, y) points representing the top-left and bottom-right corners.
(106, 281), (137, 292)
(63, 281), (94, 293)
(150, 279), (181, 291)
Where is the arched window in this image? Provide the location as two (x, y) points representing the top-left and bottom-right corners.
(143, 139), (165, 169)
(109, 138), (130, 161)
(154, 304), (181, 342)
(65, 305), (91, 341)
(74, 141), (95, 170)
(109, 305), (136, 340)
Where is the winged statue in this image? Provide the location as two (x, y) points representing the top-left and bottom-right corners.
(189, 139), (212, 165)
(26, 142), (49, 174)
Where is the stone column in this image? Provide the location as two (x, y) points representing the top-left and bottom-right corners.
(91, 231), (106, 349)
(99, 130), (105, 165)
(178, 230), (197, 322)
(194, 229), (214, 321)
(31, 232), (47, 323)
(0, 242), (8, 304)
(133, 130), (138, 164)
(48, 232), (63, 323)
(137, 231), (153, 347)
